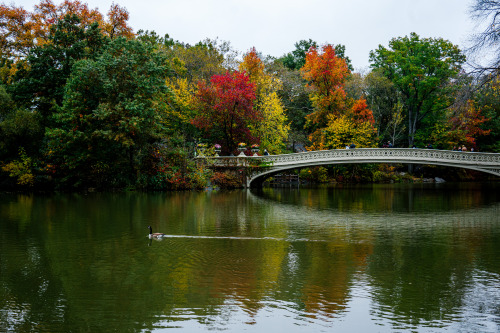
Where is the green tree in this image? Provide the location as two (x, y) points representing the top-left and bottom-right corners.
(345, 70), (404, 146)
(0, 84), (42, 159)
(369, 32), (465, 147)
(45, 37), (170, 188)
(281, 39), (317, 70)
(12, 14), (107, 127)
(0, 109), (42, 159)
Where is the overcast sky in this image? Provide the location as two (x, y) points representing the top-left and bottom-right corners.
(13, 0), (478, 71)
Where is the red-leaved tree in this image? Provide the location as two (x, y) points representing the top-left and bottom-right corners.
(446, 100), (490, 148)
(193, 71), (259, 153)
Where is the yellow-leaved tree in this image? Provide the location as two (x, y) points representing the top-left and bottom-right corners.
(255, 91), (289, 152)
(164, 77), (197, 132)
(320, 114), (378, 149)
(239, 47), (290, 153)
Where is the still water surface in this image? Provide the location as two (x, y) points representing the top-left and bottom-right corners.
(1, 183), (500, 332)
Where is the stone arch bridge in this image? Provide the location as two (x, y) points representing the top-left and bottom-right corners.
(202, 148), (500, 188)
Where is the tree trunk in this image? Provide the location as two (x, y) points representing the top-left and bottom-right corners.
(408, 163), (414, 174)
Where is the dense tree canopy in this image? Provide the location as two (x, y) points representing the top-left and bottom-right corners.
(192, 71), (258, 154)
(0, 0), (132, 84)
(13, 14), (107, 126)
(369, 33), (466, 147)
(239, 47), (289, 153)
(0, 0), (498, 190)
(281, 39), (353, 71)
(301, 44), (376, 149)
(45, 37), (170, 187)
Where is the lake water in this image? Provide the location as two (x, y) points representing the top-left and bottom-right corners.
(1, 183), (500, 332)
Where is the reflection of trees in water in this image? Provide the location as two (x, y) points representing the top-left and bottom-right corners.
(0, 187), (499, 331)
(252, 183), (500, 213)
(0, 215), (67, 332)
(367, 221), (500, 330)
(250, 186), (500, 327)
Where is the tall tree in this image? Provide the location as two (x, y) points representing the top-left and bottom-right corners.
(301, 44), (350, 131)
(369, 32), (465, 147)
(160, 38), (238, 144)
(192, 71), (258, 153)
(167, 39), (227, 83)
(266, 58), (312, 150)
(301, 44), (376, 149)
(44, 37), (170, 187)
(239, 47), (289, 153)
(13, 14), (107, 126)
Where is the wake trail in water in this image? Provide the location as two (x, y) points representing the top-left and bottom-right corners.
(151, 234), (330, 242)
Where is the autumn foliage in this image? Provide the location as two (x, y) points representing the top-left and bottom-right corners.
(301, 44), (377, 149)
(193, 71), (259, 153)
(0, 0), (133, 62)
(239, 47), (290, 153)
(301, 44), (350, 128)
(239, 47), (265, 82)
(0, 2), (497, 190)
(351, 98), (375, 125)
(446, 100), (491, 147)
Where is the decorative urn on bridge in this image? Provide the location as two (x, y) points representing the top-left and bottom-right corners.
(238, 143), (247, 156)
(251, 144), (260, 156)
(214, 144), (221, 156)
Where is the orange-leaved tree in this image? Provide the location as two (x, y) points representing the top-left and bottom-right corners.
(301, 44), (349, 128)
(301, 44), (377, 149)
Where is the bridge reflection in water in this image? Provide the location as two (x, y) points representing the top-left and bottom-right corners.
(203, 148), (500, 187)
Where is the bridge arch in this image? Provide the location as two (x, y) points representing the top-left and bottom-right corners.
(248, 159), (500, 187)
(247, 148), (500, 187)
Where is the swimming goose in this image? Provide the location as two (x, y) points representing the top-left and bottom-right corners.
(148, 225), (165, 239)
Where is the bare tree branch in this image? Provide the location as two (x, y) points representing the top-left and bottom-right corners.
(467, 0), (500, 81)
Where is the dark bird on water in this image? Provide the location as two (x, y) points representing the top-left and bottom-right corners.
(148, 225), (165, 239)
